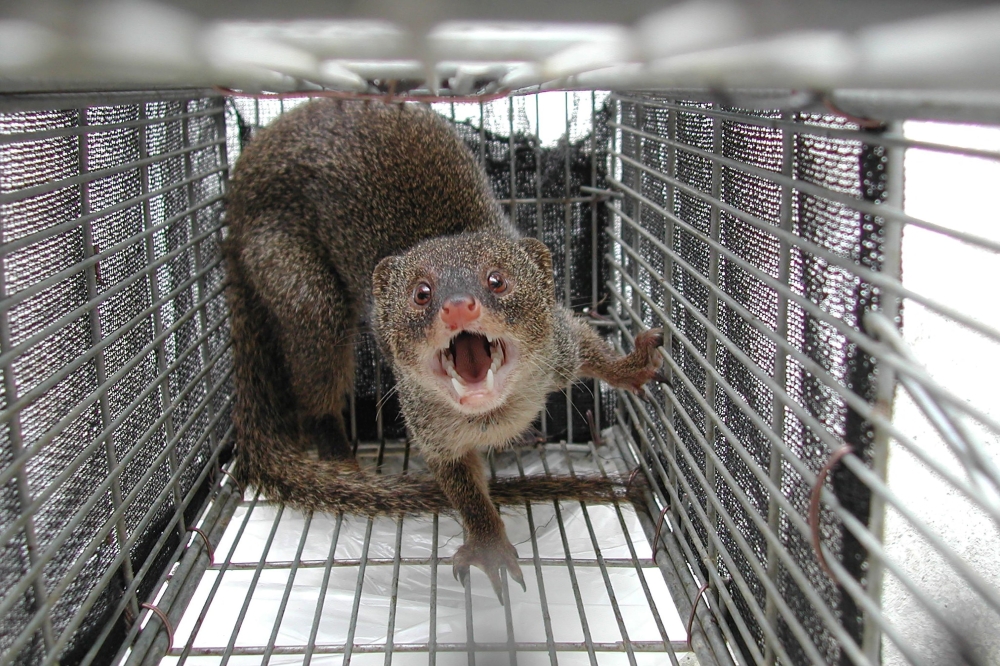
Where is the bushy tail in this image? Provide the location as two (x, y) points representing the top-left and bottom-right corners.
(224, 239), (637, 516)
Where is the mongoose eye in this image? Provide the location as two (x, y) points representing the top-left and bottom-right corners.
(413, 282), (433, 306)
(487, 271), (508, 294)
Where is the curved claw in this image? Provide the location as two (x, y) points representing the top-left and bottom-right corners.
(452, 538), (524, 604)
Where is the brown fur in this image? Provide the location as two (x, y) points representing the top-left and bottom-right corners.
(224, 99), (662, 600)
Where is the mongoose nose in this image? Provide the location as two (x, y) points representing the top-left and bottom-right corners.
(440, 294), (481, 329)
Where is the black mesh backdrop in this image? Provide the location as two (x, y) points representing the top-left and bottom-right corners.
(614, 95), (887, 665)
(0, 96), (232, 665)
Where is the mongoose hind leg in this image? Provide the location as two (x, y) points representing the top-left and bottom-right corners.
(426, 450), (526, 603)
(240, 225), (360, 460)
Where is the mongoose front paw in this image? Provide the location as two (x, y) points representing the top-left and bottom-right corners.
(452, 536), (525, 604)
(616, 327), (666, 394)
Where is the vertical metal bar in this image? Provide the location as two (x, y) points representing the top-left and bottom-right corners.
(429, 513), (439, 666)
(375, 361), (384, 447)
(560, 443), (637, 666)
(537, 449), (598, 666)
(763, 110), (795, 666)
(590, 91), (602, 436)
(140, 103), (185, 544)
(176, 492), (263, 666)
(535, 94), (547, 439)
(485, 456), (518, 665)
(303, 512), (345, 666)
(512, 448), (558, 665)
(183, 104), (219, 457)
(462, 531), (476, 666)
(343, 517), (375, 665)
(509, 95), (518, 228)
(220, 504), (285, 666)
(585, 439), (682, 666)
(662, 103), (678, 473)
(0, 198), (57, 657)
(703, 106), (723, 606)
(383, 515), (404, 666)
(78, 108), (142, 621)
(862, 120), (904, 661)
(262, 511), (313, 666)
(564, 92), (575, 445)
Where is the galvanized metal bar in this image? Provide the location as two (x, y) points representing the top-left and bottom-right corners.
(220, 504), (286, 666)
(536, 445), (599, 666)
(763, 109), (794, 666)
(429, 512), (440, 666)
(611, 118), (1000, 257)
(262, 511), (313, 666)
(0, 136), (226, 206)
(606, 245), (1000, 545)
(0, 107), (220, 146)
(609, 164), (1000, 346)
(184, 103), (221, 462)
(87, 435), (237, 666)
(564, 92), (575, 445)
(589, 91), (602, 437)
(0, 347), (234, 626)
(0, 89), (219, 114)
(343, 517), (376, 664)
(583, 438), (682, 665)
(534, 93), (547, 439)
(608, 288), (983, 664)
(0, 283), (229, 515)
(511, 447), (558, 666)
(17, 388), (235, 664)
(77, 112), (142, 622)
(177, 640), (693, 656)
(0, 183), (57, 660)
(173, 492), (265, 666)
(0, 168), (225, 266)
(610, 94), (1000, 165)
(303, 512), (345, 666)
(606, 186), (1000, 452)
(0, 252), (224, 430)
(558, 442), (638, 666)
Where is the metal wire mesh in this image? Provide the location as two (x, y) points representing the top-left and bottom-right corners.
(2, 87), (999, 666)
(0, 92), (233, 666)
(607, 93), (1000, 666)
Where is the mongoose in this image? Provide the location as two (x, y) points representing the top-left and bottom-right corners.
(224, 99), (664, 600)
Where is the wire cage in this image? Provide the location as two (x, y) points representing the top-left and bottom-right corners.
(2, 7), (1000, 666)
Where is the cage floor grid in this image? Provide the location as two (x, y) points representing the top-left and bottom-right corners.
(154, 440), (692, 666)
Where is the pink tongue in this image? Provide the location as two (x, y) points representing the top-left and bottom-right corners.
(453, 335), (491, 383)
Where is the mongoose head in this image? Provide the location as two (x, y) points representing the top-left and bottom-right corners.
(372, 232), (556, 415)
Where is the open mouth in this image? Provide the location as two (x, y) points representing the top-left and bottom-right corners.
(433, 331), (516, 410)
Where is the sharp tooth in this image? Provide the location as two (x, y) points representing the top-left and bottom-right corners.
(486, 368), (494, 391)
(495, 343), (504, 366)
(490, 353), (500, 373)
(452, 378), (464, 395)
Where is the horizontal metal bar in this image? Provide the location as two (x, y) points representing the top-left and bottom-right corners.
(604, 212), (1000, 520)
(0, 90), (221, 114)
(497, 195), (601, 205)
(172, 641), (693, 656)
(82, 451), (240, 666)
(0, 352), (233, 621)
(5, 381), (233, 660)
(609, 170), (1000, 351)
(0, 268), (226, 492)
(609, 290), (996, 663)
(0, 107), (222, 146)
(0, 136), (225, 205)
(0, 311), (229, 551)
(0, 165), (225, 261)
(50, 426), (235, 666)
(612, 119), (1000, 255)
(612, 93), (1000, 164)
(211, 556), (664, 569)
(0, 250), (223, 425)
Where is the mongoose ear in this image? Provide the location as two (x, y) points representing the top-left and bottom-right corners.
(517, 237), (553, 277)
(372, 256), (398, 301)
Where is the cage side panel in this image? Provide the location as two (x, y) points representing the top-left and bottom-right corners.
(0, 94), (233, 666)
